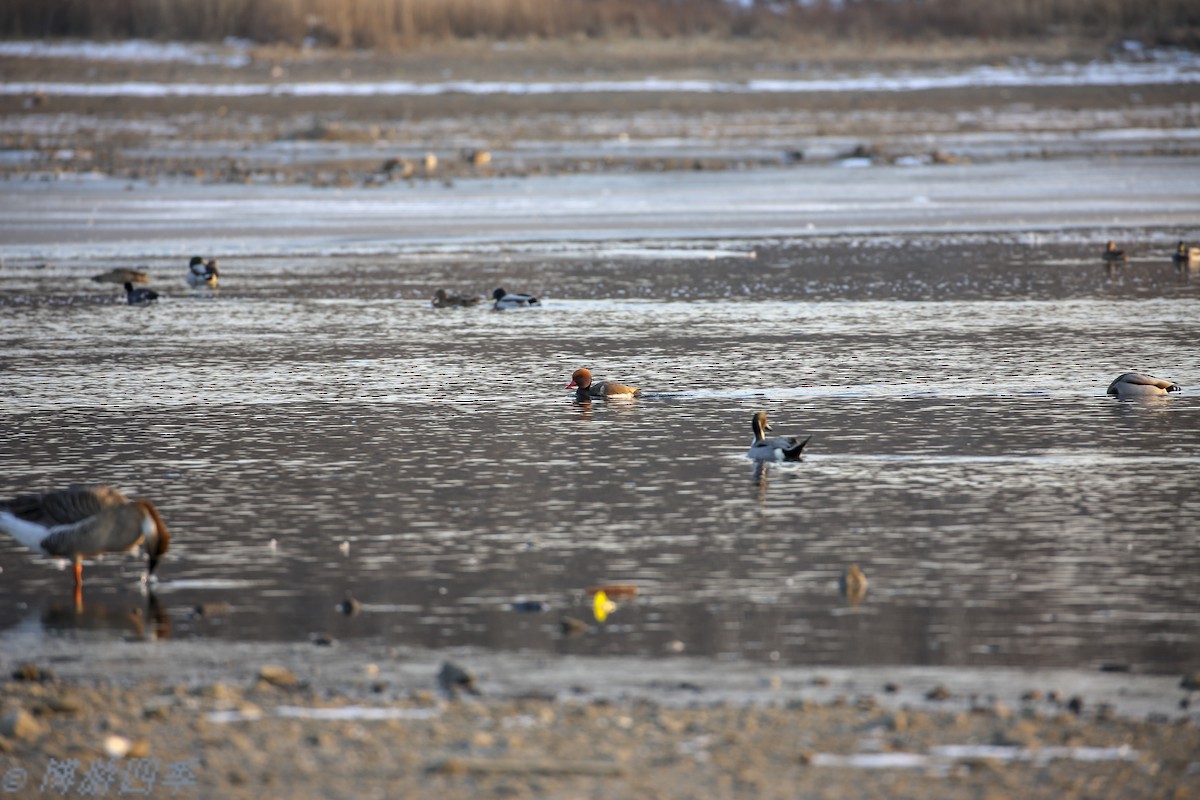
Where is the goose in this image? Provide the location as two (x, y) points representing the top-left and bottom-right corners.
(567, 368), (640, 400)
(187, 256), (219, 289)
(0, 485), (170, 604)
(1102, 241), (1127, 265)
(431, 288), (482, 308)
(92, 268), (149, 285)
(124, 282), (159, 305)
(492, 287), (540, 310)
(1107, 372), (1181, 398)
(747, 411), (811, 461)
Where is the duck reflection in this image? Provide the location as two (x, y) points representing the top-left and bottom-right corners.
(753, 460), (770, 505)
(41, 590), (170, 640)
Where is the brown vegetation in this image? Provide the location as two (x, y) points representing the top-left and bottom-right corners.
(0, 0), (1197, 49)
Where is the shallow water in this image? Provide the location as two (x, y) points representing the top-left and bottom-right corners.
(1, 213), (1197, 674)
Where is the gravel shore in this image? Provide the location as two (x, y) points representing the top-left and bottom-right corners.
(2, 650), (1198, 799)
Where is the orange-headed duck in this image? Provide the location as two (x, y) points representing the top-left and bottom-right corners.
(567, 368), (640, 400)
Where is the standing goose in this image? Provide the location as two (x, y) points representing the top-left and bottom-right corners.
(567, 368), (640, 400)
(747, 411), (811, 461)
(492, 287), (540, 310)
(187, 256), (220, 289)
(1107, 372), (1182, 398)
(0, 485), (170, 605)
(124, 282), (159, 305)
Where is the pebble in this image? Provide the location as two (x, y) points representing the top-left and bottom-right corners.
(337, 593), (362, 616)
(511, 600), (548, 613)
(192, 602), (231, 618)
(926, 685), (952, 701)
(103, 735), (132, 758)
(0, 709), (44, 741)
(438, 661), (481, 697)
(42, 693), (83, 714)
(11, 664), (55, 683)
(258, 665), (298, 688)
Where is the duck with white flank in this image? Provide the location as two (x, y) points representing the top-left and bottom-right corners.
(492, 287), (540, 310)
(187, 256), (220, 289)
(0, 485), (171, 606)
(567, 368), (640, 400)
(431, 289), (482, 308)
(747, 411), (811, 461)
(125, 282), (159, 305)
(1107, 372), (1182, 398)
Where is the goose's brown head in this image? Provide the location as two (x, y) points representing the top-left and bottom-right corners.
(134, 500), (170, 575)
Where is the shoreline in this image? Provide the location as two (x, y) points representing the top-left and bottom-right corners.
(2, 644), (1197, 798)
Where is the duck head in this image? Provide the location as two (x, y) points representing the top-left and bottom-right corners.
(1105, 241), (1118, 252)
(434, 289), (448, 301)
(492, 288), (507, 300)
(751, 411), (772, 440)
(133, 500), (170, 576)
(189, 256), (205, 269)
(567, 368), (592, 390)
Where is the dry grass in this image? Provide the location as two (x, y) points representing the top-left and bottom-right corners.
(0, 0), (1197, 49)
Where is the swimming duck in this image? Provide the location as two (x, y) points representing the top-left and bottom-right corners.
(1102, 241), (1127, 265)
(0, 485), (170, 606)
(187, 256), (219, 289)
(1107, 372), (1181, 398)
(431, 289), (482, 308)
(567, 368), (640, 400)
(124, 282), (159, 305)
(463, 148), (491, 168)
(747, 411), (811, 461)
(1174, 241), (1198, 269)
(92, 268), (149, 285)
(492, 287), (540, 310)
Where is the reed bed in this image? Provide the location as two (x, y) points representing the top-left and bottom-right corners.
(0, 0), (1196, 48)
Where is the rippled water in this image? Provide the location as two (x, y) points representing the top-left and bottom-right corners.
(1, 233), (1198, 674)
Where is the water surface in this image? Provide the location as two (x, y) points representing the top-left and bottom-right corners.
(2, 229), (1197, 674)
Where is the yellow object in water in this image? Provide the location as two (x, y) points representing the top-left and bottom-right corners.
(593, 590), (617, 623)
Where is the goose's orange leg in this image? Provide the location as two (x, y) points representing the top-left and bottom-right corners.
(73, 560), (83, 610)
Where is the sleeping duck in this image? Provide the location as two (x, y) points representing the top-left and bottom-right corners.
(1106, 372), (1181, 398)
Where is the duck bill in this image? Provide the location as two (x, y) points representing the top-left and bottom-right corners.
(566, 381), (577, 389)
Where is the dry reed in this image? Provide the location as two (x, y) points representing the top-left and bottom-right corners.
(0, 0), (1195, 48)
